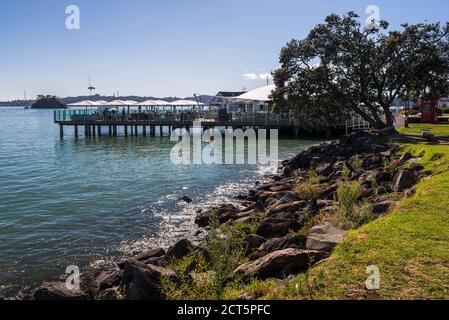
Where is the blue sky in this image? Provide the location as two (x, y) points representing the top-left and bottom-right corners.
(0, 0), (448, 100)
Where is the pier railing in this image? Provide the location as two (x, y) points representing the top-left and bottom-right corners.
(54, 109), (296, 126)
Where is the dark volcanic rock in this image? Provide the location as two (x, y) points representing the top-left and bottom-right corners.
(135, 248), (166, 262)
(315, 162), (334, 177)
(372, 201), (394, 215)
(410, 163), (425, 172)
(399, 152), (413, 163)
(167, 239), (195, 259)
(256, 212), (303, 238)
(234, 249), (328, 279)
(121, 259), (177, 300)
(195, 204), (240, 227)
(34, 282), (88, 301)
(93, 270), (122, 292)
(178, 196), (193, 203)
(393, 169), (417, 192)
(260, 234), (307, 252)
(144, 256), (170, 267)
(320, 184), (338, 200)
(242, 234), (267, 253)
(266, 201), (306, 216)
(304, 198), (319, 217)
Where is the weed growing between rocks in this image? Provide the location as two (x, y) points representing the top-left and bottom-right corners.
(336, 181), (362, 218)
(161, 212), (248, 300)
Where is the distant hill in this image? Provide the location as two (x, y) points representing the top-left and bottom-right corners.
(0, 94), (215, 107)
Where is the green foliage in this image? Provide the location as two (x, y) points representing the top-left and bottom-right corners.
(351, 155), (363, 175)
(342, 163), (351, 180)
(272, 11), (449, 131)
(294, 169), (324, 200)
(383, 158), (400, 177)
(161, 213), (247, 300)
(336, 181), (362, 217)
(205, 213), (247, 300)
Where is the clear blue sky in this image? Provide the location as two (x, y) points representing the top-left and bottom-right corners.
(0, 0), (448, 100)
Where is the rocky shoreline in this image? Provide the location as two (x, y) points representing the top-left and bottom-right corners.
(30, 131), (425, 300)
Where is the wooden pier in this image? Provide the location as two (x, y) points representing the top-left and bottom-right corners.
(54, 109), (300, 138)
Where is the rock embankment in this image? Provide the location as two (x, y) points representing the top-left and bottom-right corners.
(33, 131), (424, 300)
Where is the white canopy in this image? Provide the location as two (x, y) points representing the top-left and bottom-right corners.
(67, 100), (101, 106)
(154, 100), (172, 106)
(171, 99), (204, 107)
(229, 85), (276, 102)
(134, 100), (171, 106)
(101, 100), (136, 106)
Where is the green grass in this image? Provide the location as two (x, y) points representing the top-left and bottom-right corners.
(234, 135), (449, 300)
(399, 123), (449, 137)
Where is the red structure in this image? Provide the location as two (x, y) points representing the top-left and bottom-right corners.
(420, 101), (438, 123)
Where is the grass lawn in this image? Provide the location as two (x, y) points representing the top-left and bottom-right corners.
(399, 123), (449, 137)
(233, 125), (449, 300)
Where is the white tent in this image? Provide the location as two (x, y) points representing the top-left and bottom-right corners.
(67, 100), (101, 107)
(101, 100), (136, 106)
(171, 100), (204, 107)
(228, 84), (276, 102)
(154, 100), (173, 106)
(135, 100), (171, 106)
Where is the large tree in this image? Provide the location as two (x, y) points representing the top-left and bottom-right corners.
(272, 12), (449, 132)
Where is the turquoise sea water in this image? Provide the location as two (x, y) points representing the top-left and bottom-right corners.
(0, 107), (320, 297)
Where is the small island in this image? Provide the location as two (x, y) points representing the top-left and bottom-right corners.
(31, 95), (66, 109)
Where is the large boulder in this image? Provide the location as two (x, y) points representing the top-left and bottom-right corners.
(242, 234), (267, 254)
(266, 201), (306, 216)
(135, 248), (166, 262)
(276, 192), (302, 205)
(256, 212), (303, 238)
(93, 270), (122, 292)
(178, 196), (193, 203)
(319, 183), (338, 200)
(248, 234), (307, 260)
(392, 169), (417, 192)
(306, 223), (348, 253)
(358, 171), (376, 189)
(167, 239), (195, 260)
(260, 234), (307, 252)
(315, 162), (334, 177)
(399, 152), (413, 163)
(121, 259), (177, 300)
(195, 204), (240, 227)
(34, 282), (88, 301)
(234, 249), (327, 279)
(304, 198), (319, 217)
(372, 200), (394, 215)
